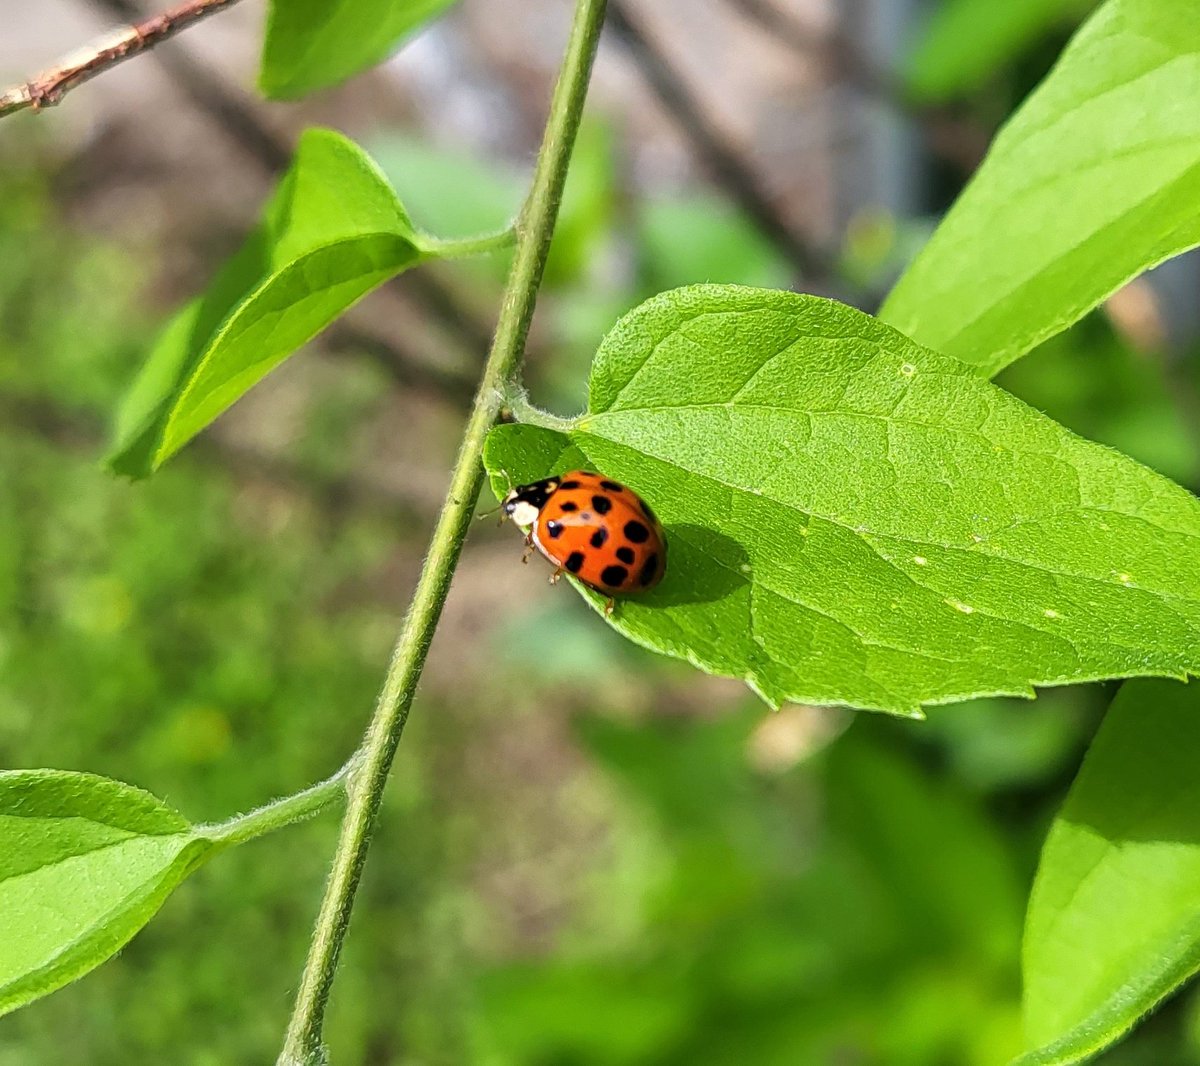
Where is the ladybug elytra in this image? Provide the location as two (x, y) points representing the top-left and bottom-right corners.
(501, 470), (667, 612)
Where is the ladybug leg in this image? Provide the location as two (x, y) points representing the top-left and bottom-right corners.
(521, 535), (535, 564)
(548, 567), (564, 585)
(604, 597), (615, 616)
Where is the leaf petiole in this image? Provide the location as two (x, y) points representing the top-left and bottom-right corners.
(419, 226), (517, 260)
(201, 768), (350, 849)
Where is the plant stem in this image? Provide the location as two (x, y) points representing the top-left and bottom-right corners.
(277, 2), (609, 1062)
(203, 769), (349, 848)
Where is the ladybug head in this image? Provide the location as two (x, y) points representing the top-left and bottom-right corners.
(501, 476), (560, 527)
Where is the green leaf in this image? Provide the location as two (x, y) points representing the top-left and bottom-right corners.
(1017, 679), (1200, 1066)
(882, 0), (1200, 376)
(486, 285), (1200, 716)
(260, 0), (457, 99)
(904, 0), (1094, 102)
(0, 770), (214, 1017)
(109, 129), (439, 477)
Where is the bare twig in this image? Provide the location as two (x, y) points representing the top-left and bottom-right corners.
(606, 0), (838, 285)
(91, 0), (293, 167)
(0, 0), (246, 118)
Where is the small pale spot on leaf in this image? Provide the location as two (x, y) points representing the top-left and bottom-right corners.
(945, 598), (975, 614)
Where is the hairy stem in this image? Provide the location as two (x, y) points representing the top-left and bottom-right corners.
(277, 2), (609, 1062)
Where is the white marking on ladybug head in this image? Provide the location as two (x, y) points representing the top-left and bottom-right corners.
(506, 498), (540, 528)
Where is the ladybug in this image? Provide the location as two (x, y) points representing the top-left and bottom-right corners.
(501, 470), (667, 612)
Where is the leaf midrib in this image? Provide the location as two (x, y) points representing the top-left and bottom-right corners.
(575, 434), (1187, 671)
(584, 405), (1198, 577)
(181, 232), (422, 400)
(0, 827), (191, 894)
(573, 424), (1200, 649)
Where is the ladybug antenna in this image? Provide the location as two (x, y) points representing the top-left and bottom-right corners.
(478, 470), (514, 523)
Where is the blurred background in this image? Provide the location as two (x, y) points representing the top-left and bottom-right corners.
(2, 0), (1200, 1062)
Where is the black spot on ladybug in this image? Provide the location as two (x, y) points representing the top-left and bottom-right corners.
(615, 546), (635, 565)
(592, 495), (612, 515)
(590, 527), (608, 548)
(600, 480), (623, 492)
(546, 520), (564, 539)
(559, 501), (578, 512)
(559, 479), (581, 490)
(624, 520), (650, 543)
(565, 551), (585, 573)
(639, 553), (658, 587)
(601, 564), (628, 587)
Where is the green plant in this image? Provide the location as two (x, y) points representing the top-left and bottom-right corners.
(3, 0), (1200, 1063)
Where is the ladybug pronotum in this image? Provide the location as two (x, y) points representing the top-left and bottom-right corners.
(501, 470), (667, 612)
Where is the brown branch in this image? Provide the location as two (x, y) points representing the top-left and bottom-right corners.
(606, 0), (839, 286)
(0, 0), (246, 119)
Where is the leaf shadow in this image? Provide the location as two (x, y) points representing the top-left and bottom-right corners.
(635, 523), (751, 608)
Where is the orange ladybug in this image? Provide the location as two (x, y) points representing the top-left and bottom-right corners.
(501, 470), (667, 612)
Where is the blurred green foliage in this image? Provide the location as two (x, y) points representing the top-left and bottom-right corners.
(482, 710), (1027, 1066)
